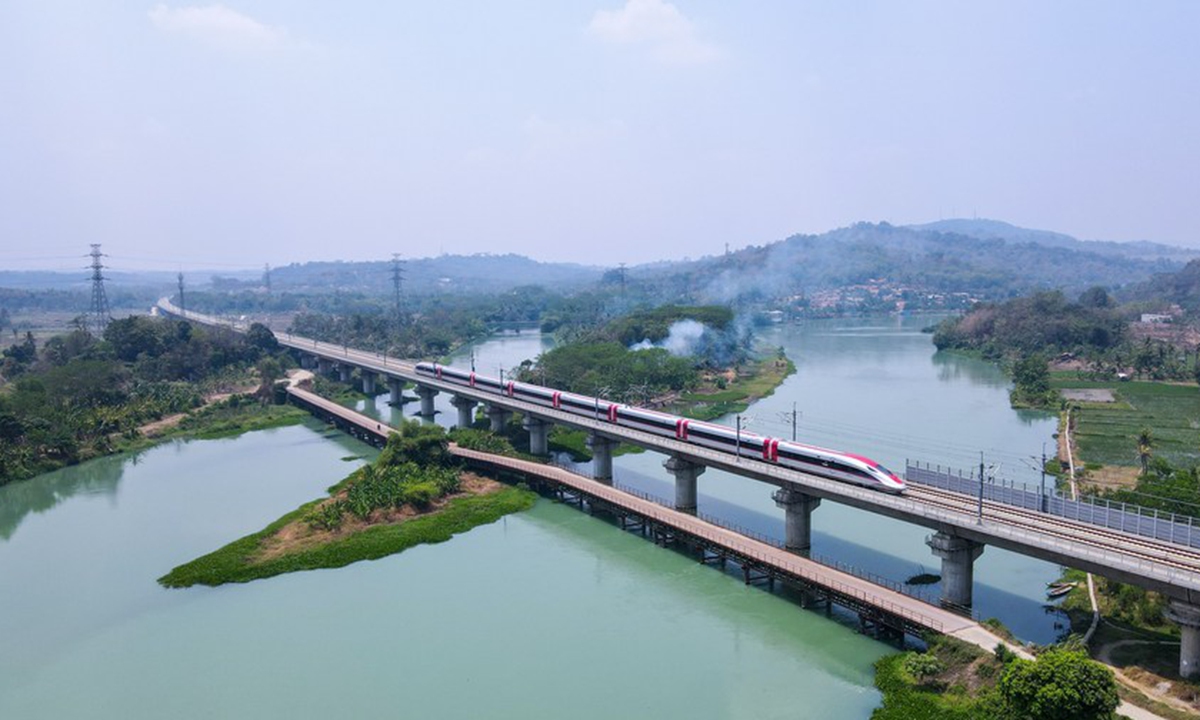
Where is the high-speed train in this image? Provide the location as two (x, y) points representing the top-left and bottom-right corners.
(415, 362), (905, 493)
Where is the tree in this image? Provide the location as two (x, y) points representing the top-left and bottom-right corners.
(245, 323), (279, 354)
(1014, 355), (1051, 394)
(256, 357), (283, 402)
(1078, 286), (1112, 309)
(998, 649), (1119, 720)
(103, 316), (165, 362)
(1136, 427), (1154, 474)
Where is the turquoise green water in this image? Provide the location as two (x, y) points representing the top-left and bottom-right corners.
(389, 316), (1065, 642)
(0, 421), (886, 718)
(0, 315), (1069, 717)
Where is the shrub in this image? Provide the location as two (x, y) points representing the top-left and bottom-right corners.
(998, 649), (1119, 720)
(305, 501), (345, 531)
(904, 652), (946, 682)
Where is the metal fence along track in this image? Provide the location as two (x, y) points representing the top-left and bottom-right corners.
(906, 462), (1200, 549)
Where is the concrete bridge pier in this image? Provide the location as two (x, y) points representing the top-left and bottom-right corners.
(1167, 601), (1200, 678)
(338, 364), (352, 383)
(300, 354), (313, 369)
(416, 386), (439, 416)
(926, 531), (985, 607)
(487, 404), (512, 433)
(773, 487), (821, 554)
(317, 358), (333, 376)
(523, 416), (550, 455)
(587, 433), (617, 484)
(663, 456), (705, 513)
(361, 371), (377, 395)
(388, 378), (403, 405)
(451, 396), (477, 428)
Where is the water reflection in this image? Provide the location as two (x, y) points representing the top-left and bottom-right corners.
(0, 452), (125, 540)
(353, 315), (1064, 642)
(931, 350), (1011, 388)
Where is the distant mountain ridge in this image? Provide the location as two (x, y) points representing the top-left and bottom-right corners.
(627, 220), (1198, 303)
(911, 219), (1195, 263)
(269, 253), (602, 294)
(1, 221), (1194, 303)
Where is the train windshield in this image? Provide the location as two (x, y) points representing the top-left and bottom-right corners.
(876, 463), (898, 478)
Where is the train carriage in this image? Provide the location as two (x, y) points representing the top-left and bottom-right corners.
(414, 362), (904, 493)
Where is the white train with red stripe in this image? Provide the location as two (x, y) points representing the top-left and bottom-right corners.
(415, 362), (905, 493)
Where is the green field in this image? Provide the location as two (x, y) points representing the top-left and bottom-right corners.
(1051, 375), (1200, 468)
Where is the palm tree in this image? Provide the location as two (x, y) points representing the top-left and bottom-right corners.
(1136, 427), (1154, 475)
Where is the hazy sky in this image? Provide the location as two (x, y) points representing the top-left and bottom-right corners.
(2, 1), (1198, 272)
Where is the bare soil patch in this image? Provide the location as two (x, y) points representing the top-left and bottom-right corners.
(1086, 465), (1142, 491)
(1110, 657), (1200, 715)
(1062, 388), (1117, 403)
(252, 472), (503, 564)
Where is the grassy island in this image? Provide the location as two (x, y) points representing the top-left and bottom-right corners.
(159, 421), (535, 588)
(518, 304), (795, 426)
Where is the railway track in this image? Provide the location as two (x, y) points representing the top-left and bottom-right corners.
(910, 484), (1200, 572)
(168, 303), (1200, 596)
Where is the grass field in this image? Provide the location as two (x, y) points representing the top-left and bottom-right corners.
(1051, 374), (1200, 468)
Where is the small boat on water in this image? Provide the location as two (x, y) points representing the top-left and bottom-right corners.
(1047, 583), (1077, 598)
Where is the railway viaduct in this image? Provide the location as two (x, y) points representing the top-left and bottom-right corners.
(159, 299), (1200, 678)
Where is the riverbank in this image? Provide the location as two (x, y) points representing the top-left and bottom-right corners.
(159, 420), (537, 588)
(0, 387), (307, 490)
(159, 473), (534, 588)
(670, 351), (796, 421)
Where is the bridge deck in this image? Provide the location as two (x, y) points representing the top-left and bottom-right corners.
(286, 382), (1018, 649)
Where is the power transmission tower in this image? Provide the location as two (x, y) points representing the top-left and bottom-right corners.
(618, 262), (627, 294)
(390, 253), (406, 325)
(263, 263), (272, 294)
(177, 272), (186, 314)
(87, 244), (111, 336)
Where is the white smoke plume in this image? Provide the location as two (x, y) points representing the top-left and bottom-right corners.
(630, 319), (708, 356)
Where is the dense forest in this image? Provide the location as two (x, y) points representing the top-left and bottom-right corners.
(0, 316), (285, 486)
(933, 284), (1200, 385)
(932, 289), (1126, 360)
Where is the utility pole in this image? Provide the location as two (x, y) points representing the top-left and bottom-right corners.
(736, 414), (743, 461)
(978, 451), (985, 524)
(87, 244), (111, 336)
(776, 402), (799, 442)
(1040, 442), (1048, 513)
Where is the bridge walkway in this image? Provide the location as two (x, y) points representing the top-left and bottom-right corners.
(285, 381), (1019, 651)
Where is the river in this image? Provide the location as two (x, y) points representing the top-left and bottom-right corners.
(0, 315), (1061, 718)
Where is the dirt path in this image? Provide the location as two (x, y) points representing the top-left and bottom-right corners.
(1096, 639), (1199, 716)
(1061, 412), (1179, 720)
(136, 386), (257, 438)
